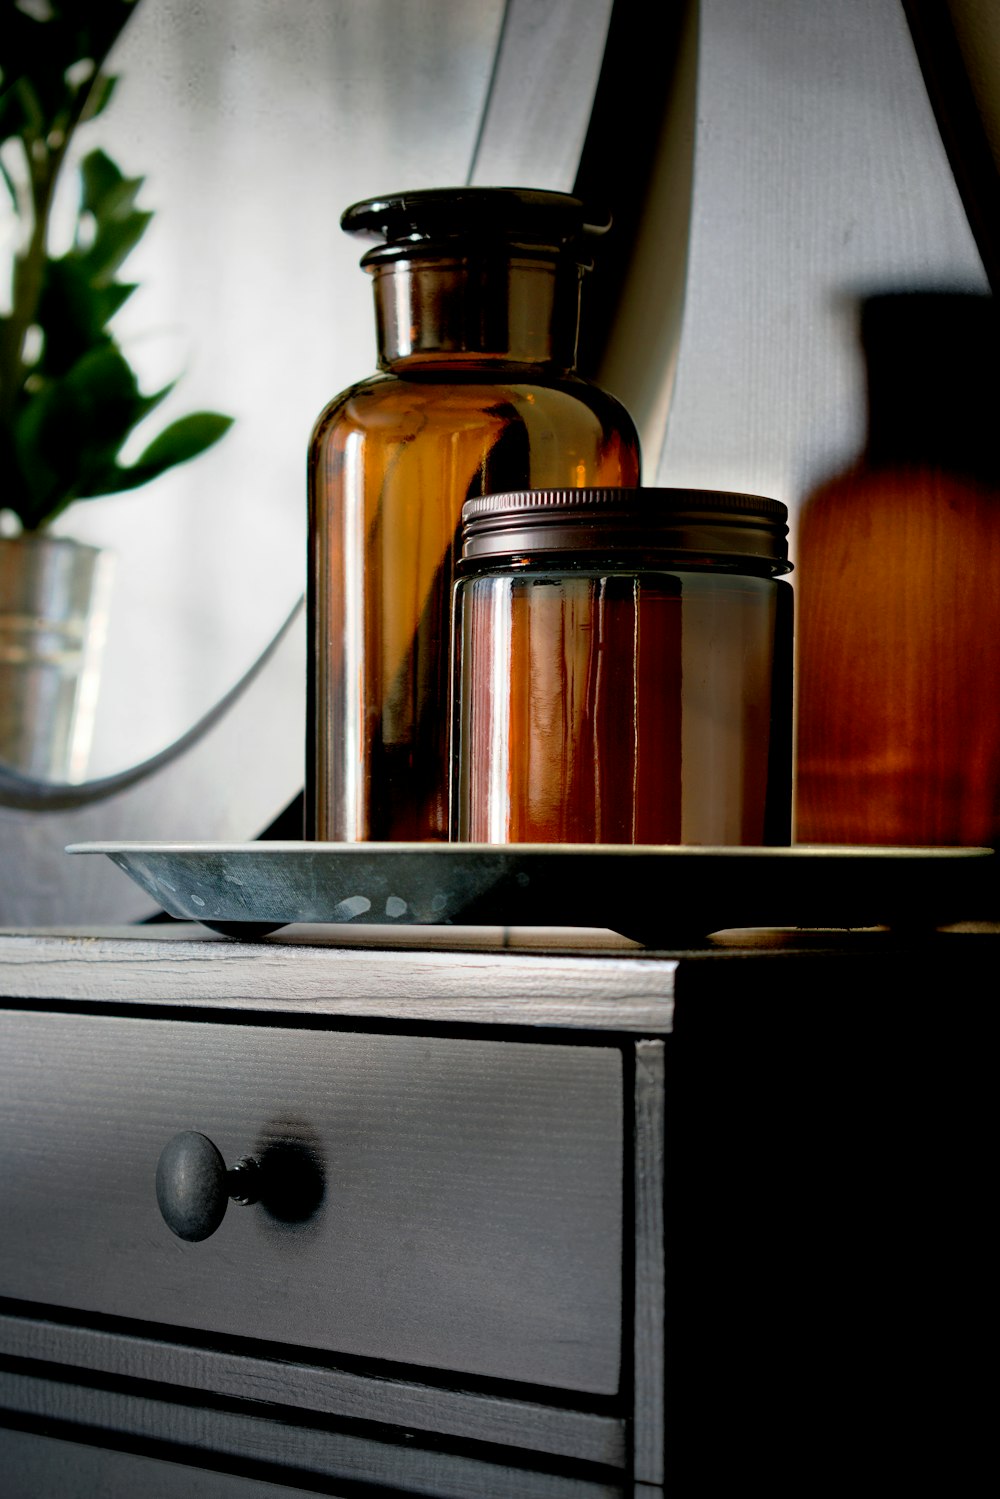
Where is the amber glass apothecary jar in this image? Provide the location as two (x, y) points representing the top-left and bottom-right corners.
(453, 487), (793, 844)
(307, 188), (641, 842)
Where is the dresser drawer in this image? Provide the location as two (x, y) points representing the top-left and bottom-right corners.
(0, 1012), (623, 1394)
(2, 1426), (322, 1499)
(1, 1372), (624, 1498)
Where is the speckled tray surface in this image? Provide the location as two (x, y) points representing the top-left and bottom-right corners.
(66, 842), (999, 944)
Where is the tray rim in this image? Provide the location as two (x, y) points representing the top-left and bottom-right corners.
(65, 840), (999, 940)
(66, 841), (996, 860)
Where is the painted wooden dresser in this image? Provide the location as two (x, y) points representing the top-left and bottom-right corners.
(0, 924), (993, 1495)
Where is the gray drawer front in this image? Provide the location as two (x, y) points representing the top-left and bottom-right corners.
(1, 1372), (623, 1498)
(0, 1013), (622, 1393)
(1, 1427), (320, 1499)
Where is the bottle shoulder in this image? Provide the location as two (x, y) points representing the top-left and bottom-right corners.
(310, 371), (395, 426)
(310, 369), (639, 443)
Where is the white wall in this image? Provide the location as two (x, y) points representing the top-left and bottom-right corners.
(52, 0), (506, 777)
(656, 0), (987, 522)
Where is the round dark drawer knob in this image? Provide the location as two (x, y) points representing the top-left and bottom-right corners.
(155, 1131), (260, 1242)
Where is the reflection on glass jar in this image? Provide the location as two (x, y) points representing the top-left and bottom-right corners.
(453, 488), (793, 845)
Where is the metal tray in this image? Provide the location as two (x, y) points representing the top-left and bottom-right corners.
(66, 841), (999, 943)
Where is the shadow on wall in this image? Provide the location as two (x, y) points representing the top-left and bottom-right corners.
(796, 288), (1000, 848)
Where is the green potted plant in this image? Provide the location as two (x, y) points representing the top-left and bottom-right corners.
(0, 0), (232, 779)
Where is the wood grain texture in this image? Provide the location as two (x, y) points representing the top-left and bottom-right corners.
(0, 1314), (625, 1468)
(0, 928), (676, 1031)
(0, 1012), (623, 1394)
(0, 1372), (624, 1499)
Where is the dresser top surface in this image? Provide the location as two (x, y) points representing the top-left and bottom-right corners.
(0, 923), (677, 1030)
(1, 923), (997, 1031)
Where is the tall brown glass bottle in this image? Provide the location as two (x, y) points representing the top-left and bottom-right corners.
(307, 189), (641, 842)
(796, 291), (1000, 846)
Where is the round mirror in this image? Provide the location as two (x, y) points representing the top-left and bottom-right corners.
(3, 0), (522, 783)
(1, 0), (631, 922)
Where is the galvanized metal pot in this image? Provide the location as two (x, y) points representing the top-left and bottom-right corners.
(0, 534), (114, 782)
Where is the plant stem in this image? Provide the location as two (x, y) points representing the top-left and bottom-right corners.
(0, 25), (124, 431)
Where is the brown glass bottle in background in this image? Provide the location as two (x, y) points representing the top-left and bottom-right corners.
(307, 189), (641, 842)
(795, 292), (1000, 846)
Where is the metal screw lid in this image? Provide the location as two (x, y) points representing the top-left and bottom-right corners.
(460, 488), (792, 574)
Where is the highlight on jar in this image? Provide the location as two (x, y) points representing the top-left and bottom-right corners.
(450, 487), (793, 846)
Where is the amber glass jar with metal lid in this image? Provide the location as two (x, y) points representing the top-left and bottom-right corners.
(453, 487), (793, 845)
(307, 188), (640, 843)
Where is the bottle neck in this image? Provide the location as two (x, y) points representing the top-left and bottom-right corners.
(368, 252), (583, 372)
(859, 293), (1000, 481)
(865, 377), (999, 479)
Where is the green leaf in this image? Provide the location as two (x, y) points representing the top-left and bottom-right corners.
(134, 411), (234, 470)
(11, 342), (147, 515)
(73, 151), (151, 282)
(97, 278), (136, 322)
(37, 257), (137, 375)
(87, 209), (152, 282)
(79, 148), (141, 216)
(10, 385), (74, 525)
(0, 153), (19, 209)
(78, 68), (117, 123)
(1, 1), (231, 528)
(79, 147), (121, 211)
(75, 464), (149, 498)
(10, 342), (233, 521)
(132, 377), (177, 421)
(0, 81), (31, 142)
(60, 341), (143, 430)
(72, 410), (234, 499)
(8, 76), (46, 139)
